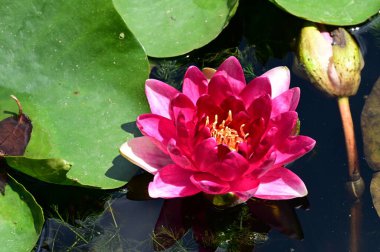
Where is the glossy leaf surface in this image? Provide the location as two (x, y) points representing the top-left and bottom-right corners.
(113, 0), (239, 57)
(0, 175), (44, 252)
(269, 0), (380, 25)
(0, 0), (149, 188)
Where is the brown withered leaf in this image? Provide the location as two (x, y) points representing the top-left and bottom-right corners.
(0, 95), (32, 157)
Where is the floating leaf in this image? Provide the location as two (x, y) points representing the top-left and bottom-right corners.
(0, 175), (44, 252)
(0, 0), (149, 189)
(113, 0), (239, 57)
(361, 76), (380, 216)
(269, 0), (380, 25)
(0, 96), (32, 156)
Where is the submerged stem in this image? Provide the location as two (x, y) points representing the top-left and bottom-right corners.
(337, 96), (364, 198)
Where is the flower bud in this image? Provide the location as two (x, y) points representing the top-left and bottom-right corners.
(297, 23), (364, 97)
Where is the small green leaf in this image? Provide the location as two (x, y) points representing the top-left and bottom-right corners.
(113, 0), (239, 57)
(0, 0), (149, 189)
(269, 0), (380, 25)
(0, 175), (44, 252)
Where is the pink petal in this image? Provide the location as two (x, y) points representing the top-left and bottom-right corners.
(268, 111), (298, 144)
(261, 66), (290, 98)
(173, 112), (195, 155)
(271, 87), (300, 117)
(207, 57), (246, 103)
(193, 139), (248, 181)
(274, 135), (316, 166)
(167, 139), (193, 170)
(246, 151), (277, 177)
(246, 94), (272, 126)
(190, 173), (231, 194)
(239, 76), (272, 108)
(182, 66), (208, 104)
(119, 136), (173, 174)
(209, 150), (248, 181)
(145, 79), (180, 119)
(215, 56), (246, 93)
(229, 174), (260, 192)
(137, 114), (176, 152)
(192, 138), (218, 172)
(220, 96), (246, 119)
(207, 75), (236, 106)
(149, 164), (200, 198)
(196, 95), (223, 119)
(169, 93), (196, 123)
(253, 167), (308, 199)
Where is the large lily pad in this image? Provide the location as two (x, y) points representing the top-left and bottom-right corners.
(0, 175), (44, 252)
(0, 0), (149, 188)
(269, 0), (380, 25)
(113, 0), (239, 57)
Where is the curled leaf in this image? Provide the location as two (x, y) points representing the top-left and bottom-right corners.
(0, 96), (32, 156)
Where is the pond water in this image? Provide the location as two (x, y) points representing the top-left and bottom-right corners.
(12, 2), (380, 252)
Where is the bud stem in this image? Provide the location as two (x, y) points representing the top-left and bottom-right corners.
(337, 96), (364, 198)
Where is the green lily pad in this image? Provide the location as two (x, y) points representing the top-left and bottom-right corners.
(269, 0), (380, 25)
(0, 175), (44, 252)
(113, 0), (239, 57)
(0, 0), (149, 188)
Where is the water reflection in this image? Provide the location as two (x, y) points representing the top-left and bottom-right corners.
(36, 172), (309, 251)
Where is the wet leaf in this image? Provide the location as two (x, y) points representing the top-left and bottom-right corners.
(0, 96), (32, 156)
(269, 0), (380, 25)
(0, 0), (149, 189)
(113, 0), (239, 57)
(0, 175), (44, 252)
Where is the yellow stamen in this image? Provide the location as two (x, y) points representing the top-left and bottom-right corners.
(205, 110), (248, 151)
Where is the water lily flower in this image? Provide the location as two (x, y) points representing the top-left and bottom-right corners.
(120, 56), (315, 200)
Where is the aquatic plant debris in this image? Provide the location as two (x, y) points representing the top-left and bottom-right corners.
(0, 95), (32, 157)
(120, 56), (316, 201)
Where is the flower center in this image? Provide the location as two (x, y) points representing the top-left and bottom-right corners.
(205, 110), (249, 151)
